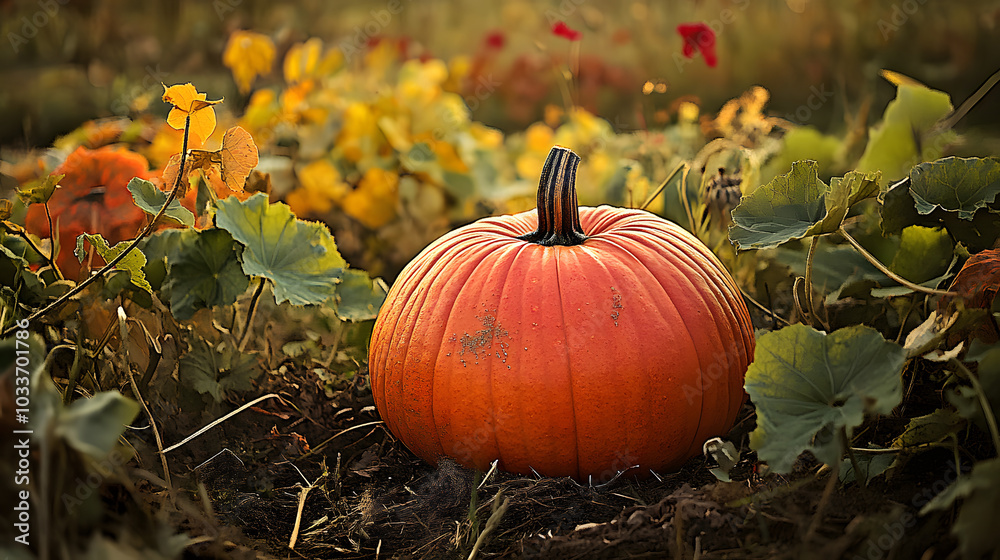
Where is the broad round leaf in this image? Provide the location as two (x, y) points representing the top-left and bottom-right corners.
(334, 268), (388, 322)
(127, 177), (195, 227)
(163, 228), (250, 320)
(729, 162), (879, 251)
(214, 193), (346, 305)
(909, 157), (1000, 220)
(746, 324), (905, 473)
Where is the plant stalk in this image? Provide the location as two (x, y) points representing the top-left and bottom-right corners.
(838, 227), (954, 297)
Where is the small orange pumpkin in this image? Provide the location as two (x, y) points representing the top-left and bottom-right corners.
(369, 146), (754, 481)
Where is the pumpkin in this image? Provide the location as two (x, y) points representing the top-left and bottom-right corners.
(369, 146), (754, 481)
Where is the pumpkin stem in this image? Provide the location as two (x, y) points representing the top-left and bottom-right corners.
(518, 146), (588, 246)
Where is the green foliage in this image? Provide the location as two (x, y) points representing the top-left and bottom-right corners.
(889, 225), (954, 284)
(857, 83), (956, 183)
(214, 193), (347, 305)
(839, 451), (894, 485)
(57, 392), (141, 459)
(729, 161), (879, 250)
(921, 458), (1000, 559)
(908, 157), (1000, 220)
(74, 233), (152, 293)
(179, 337), (263, 402)
(17, 173), (63, 205)
(127, 177), (195, 227)
(745, 324), (905, 473)
(162, 228), (250, 320)
(335, 269), (388, 322)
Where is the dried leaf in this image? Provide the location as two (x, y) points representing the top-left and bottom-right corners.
(947, 248), (1000, 309)
(220, 126), (259, 193)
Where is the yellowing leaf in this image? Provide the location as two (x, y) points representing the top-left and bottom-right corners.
(288, 159), (347, 215)
(220, 126), (259, 192)
(283, 38), (342, 84)
(223, 30), (276, 94)
(74, 233), (152, 293)
(341, 168), (399, 229)
(162, 83), (222, 145)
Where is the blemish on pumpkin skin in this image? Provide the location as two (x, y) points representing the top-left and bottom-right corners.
(456, 311), (510, 361)
(611, 287), (623, 326)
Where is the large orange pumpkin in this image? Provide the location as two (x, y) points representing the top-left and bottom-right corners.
(369, 146), (754, 481)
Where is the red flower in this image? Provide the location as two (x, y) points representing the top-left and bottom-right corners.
(677, 23), (717, 67)
(484, 30), (505, 50)
(551, 21), (581, 41)
(24, 146), (151, 278)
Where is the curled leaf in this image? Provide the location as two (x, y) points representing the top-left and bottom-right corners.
(162, 83), (223, 144)
(17, 173), (64, 205)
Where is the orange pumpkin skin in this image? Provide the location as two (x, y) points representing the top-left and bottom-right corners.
(369, 148), (754, 481)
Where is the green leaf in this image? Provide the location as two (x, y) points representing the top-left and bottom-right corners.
(139, 229), (197, 291)
(880, 177), (1000, 252)
(17, 173), (64, 205)
(746, 324), (905, 473)
(839, 449), (894, 485)
(729, 162), (880, 251)
(74, 233), (152, 293)
(920, 458), (1000, 559)
(163, 229), (250, 320)
(948, 340), (1000, 430)
(334, 269), (388, 322)
(889, 225), (954, 284)
(214, 193), (347, 305)
(127, 177), (195, 227)
(179, 338), (262, 402)
(908, 157), (1000, 220)
(761, 127), (842, 185)
(57, 391), (140, 459)
(729, 161), (828, 250)
(857, 83), (956, 184)
(892, 408), (965, 449)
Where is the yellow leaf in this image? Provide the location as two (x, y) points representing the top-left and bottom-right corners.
(524, 122), (554, 153)
(223, 30), (276, 94)
(287, 159), (347, 215)
(283, 38), (342, 84)
(162, 83), (221, 145)
(341, 168), (398, 229)
(220, 126), (259, 193)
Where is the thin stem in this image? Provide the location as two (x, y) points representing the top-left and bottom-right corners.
(238, 278), (266, 352)
(14, 226), (63, 281)
(517, 147), (587, 246)
(740, 286), (791, 327)
(838, 227), (954, 297)
(842, 426), (862, 485)
(119, 307), (172, 495)
(804, 236), (819, 320)
(42, 202), (64, 280)
(939, 67), (1000, 132)
(1, 115), (192, 339)
(639, 161), (687, 211)
(949, 357), (1000, 456)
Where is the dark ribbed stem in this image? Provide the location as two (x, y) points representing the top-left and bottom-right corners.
(517, 146), (587, 246)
